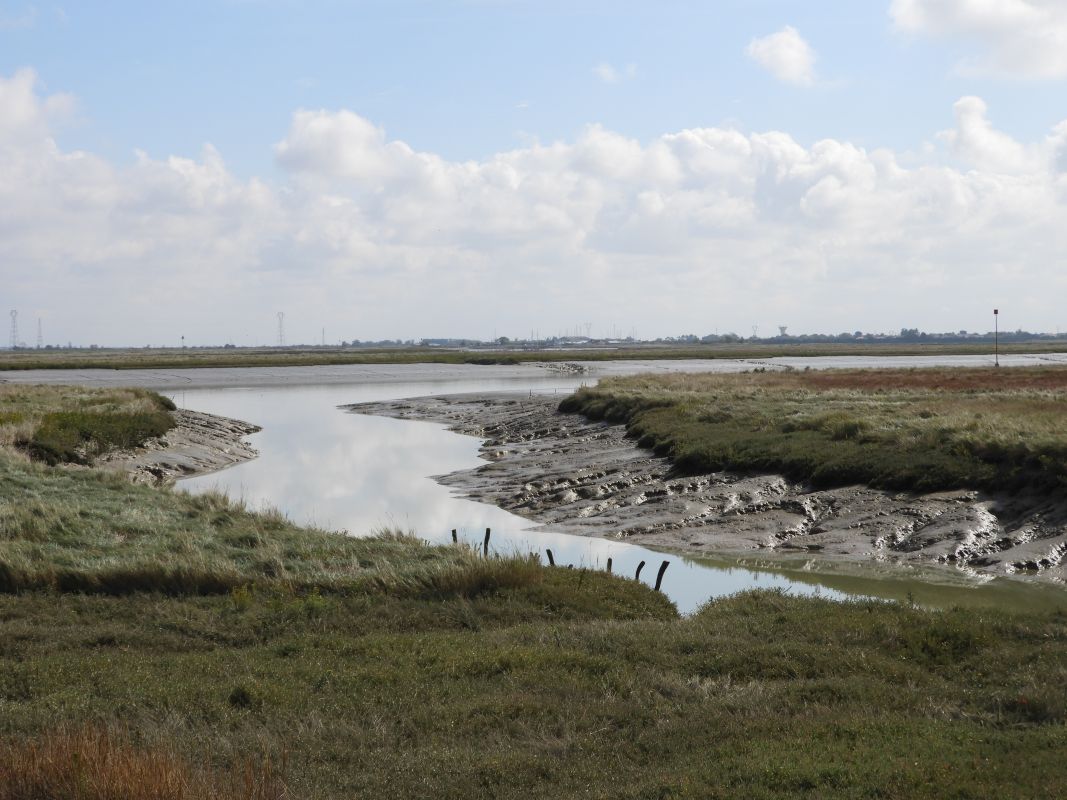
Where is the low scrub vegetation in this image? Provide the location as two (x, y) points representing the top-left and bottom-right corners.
(561, 367), (1067, 493)
(0, 384), (176, 465)
(24, 409), (175, 465)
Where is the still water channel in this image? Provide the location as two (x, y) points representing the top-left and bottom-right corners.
(171, 367), (1067, 614)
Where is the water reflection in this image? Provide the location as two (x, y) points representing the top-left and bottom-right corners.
(177, 380), (576, 536)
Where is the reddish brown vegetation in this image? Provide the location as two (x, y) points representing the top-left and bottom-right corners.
(0, 727), (287, 800)
(798, 367), (1067, 392)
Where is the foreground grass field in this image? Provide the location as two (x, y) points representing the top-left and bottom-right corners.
(2, 568), (1066, 798)
(3, 382), (1067, 797)
(561, 367), (1067, 494)
(1, 340), (1065, 371)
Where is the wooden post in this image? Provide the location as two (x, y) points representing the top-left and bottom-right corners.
(546, 549), (555, 566)
(483, 527), (491, 557)
(606, 558), (613, 574)
(654, 560), (669, 592)
(451, 529), (458, 544)
(635, 560), (645, 581)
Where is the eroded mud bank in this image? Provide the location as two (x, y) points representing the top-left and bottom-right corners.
(98, 409), (260, 484)
(349, 393), (1067, 584)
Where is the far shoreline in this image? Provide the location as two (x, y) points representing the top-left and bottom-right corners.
(1, 351), (1066, 390)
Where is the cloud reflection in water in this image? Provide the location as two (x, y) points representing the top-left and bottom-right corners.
(175, 379), (848, 613)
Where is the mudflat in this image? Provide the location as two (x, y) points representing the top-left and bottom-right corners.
(350, 393), (1067, 583)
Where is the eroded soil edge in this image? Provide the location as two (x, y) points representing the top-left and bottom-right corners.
(98, 409), (260, 484)
(349, 393), (1067, 584)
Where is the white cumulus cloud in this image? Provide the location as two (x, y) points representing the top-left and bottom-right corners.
(4, 68), (1067, 344)
(891, 0), (1067, 78)
(746, 26), (818, 86)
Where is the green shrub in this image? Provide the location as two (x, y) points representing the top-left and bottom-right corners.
(22, 410), (175, 465)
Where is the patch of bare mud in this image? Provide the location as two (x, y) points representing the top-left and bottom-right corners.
(97, 409), (260, 485)
(348, 393), (1067, 584)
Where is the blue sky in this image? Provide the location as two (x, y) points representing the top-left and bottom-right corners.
(7, 1), (1062, 170)
(2, 1), (1067, 345)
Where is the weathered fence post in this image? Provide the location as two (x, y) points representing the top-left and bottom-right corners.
(654, 560), (670, 592)
(483, 527), (491, 557)
(546, 549), (555, 566)
(606, 558), (613, 574)
(451, 529), (458, 544)
(635, 560), (646, 581)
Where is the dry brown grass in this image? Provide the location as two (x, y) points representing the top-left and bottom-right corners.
(616, 366), (1067, 394)
(800, 366), (1067, 392)
(0, 726), (287, 800)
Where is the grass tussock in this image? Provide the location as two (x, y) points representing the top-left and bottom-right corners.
(560, 366), (1067, 493)
(0, 726), (286, 800)
(0, 384), (175, 464)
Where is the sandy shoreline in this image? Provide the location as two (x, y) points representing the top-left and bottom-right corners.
(348, 392), (1067, 584)
(97, 409), (260, 485)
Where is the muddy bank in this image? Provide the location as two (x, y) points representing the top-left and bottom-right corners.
(348, 393), (1067, 584)
(97, 409), (260, 485)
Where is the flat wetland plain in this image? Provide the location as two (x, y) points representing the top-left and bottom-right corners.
(2, 368), (1067, 797)
(3, 339), (1067, 372)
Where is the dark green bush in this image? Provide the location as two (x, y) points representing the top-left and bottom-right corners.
(22, 410), (175, 465)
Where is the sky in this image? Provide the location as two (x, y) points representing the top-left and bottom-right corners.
(2, 0), (1067, 346)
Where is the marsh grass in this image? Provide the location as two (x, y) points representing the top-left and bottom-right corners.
(1, 588), (1064, 798)
(561, 367), (1067, 493)
(0, 451), (553, 598)
(0, 384), (176, 464)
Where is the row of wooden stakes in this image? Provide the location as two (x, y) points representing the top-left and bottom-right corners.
(451, 527), (670, 593)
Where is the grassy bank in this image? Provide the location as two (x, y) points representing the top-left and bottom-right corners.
(2, 340), (1066, 371)
(560, 367), (1067, 494)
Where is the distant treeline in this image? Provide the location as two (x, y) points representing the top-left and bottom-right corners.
(11, 329), (1065, 353)
(655, 328), (1064, 346)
